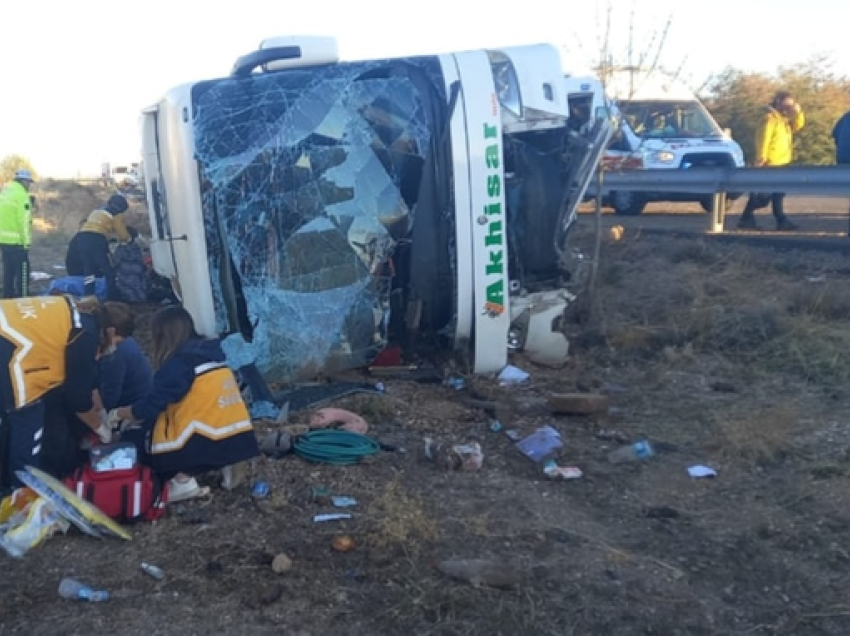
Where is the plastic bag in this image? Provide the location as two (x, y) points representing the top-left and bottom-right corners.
(0, 491), (70, 558)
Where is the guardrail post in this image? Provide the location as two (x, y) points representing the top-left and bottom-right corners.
(709, 191), (726, 234)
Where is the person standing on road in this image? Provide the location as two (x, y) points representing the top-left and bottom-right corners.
(0, 170), (35, 298)
(737, 91), (805, 231)
(832, 107), (850, 234)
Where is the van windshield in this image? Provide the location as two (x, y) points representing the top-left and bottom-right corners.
(619, 100), (723, 139)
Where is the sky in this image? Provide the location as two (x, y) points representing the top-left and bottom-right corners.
(0, 0), (847, 177)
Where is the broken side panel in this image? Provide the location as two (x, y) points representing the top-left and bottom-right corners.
(190, 59), (450, 381)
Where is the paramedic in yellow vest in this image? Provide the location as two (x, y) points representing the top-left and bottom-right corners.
(114, 306), (259, 502)
(0, 296), (114, 493)
(0, 170), (35, 298)
(738, 91), (805, 231)
(65, 193), (136, 301)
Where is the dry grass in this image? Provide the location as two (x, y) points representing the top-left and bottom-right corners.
(711, 400), (803, 464)
(366, 478), (438, 553)
(597, 236), (850, 386)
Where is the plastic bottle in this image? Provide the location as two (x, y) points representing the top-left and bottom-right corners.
(57, 578), (109, 602)
(607, 440), (655, 464)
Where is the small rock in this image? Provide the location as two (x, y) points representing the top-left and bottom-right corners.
(271, 553), (293, 574)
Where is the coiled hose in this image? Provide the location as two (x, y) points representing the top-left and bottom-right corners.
(292, 429), (381, 465)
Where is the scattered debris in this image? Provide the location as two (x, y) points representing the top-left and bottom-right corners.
(608, 224), (625, 242)
(688, 465), (718, 479)
(252, 481), (271, 498)
(140, 562), (166, 580)
(58, 578), (109, 602)
(444, 376), (466, 391)
(271, 553), (293, 574)
(548, 392), (610, 415)
(331, 535), (356, 552)
(489, 420), (503, 433)
(498, 365), (530, 386)
(314, 513), (353, 523)
(437, 558), (523, 589)
(281, 424), (310, 437)
(595, 428), (630, 444)
(505, 429), (523, 442)
(310, 407), (369, 435)
(607, 441), (655, 464)
(516, 426), (563, 463)
(0, 492), (69, 558)
(276, 382), (382, 413)
(259, 431), (292, 459)
(331, 496), (357, 508)
(543, 461), (583, 480)
(424, 439), (485, 471)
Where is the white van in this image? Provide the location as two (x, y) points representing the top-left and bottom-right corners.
(566, 69), (745, 215)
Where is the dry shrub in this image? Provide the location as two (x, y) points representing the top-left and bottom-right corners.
(787, 283), (850, 321)
(367, 478), (437, 553)
(684, 304), (785, 352)
(759, 318), (850, 385)
(713, 400), (802, 464)
(606, 325), (684, 354)
(665, 241), (722, 266)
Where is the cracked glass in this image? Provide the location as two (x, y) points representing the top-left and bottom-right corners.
(191, 59), (443, 381)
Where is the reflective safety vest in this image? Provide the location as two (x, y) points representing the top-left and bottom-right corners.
(151, 362), (253, 455)
(0, 296), (81, 409)
(0, 181), (32, 247)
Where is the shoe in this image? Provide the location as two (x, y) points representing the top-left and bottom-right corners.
(776, 219), (798, 231)
(737, 217), (759, 230)
(168, 476), (211, 503)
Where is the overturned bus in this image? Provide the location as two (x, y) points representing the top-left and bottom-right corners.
(140, 36), (609, 386)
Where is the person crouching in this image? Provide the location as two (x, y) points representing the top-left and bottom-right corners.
(113, 306), (258, 502)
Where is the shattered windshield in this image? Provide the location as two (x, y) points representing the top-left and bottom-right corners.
(191, 59), (444, 381)
(620, 100), (723, 139)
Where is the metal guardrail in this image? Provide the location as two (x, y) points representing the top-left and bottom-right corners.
(587, 165), (850, 233)
(593, 165), (850, 196)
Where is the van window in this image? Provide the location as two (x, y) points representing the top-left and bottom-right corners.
(619, 100), (723, 139)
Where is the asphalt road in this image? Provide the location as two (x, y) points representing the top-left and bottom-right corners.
(580, 195), (850, 253)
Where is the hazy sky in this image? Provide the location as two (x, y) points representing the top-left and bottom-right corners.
(1, 0), (847, 177)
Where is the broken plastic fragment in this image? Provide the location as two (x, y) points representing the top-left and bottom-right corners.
(543, 461), (583, 480)
(687, 465), (718, 478)
(314, 513), (353, 523)
(498, 365), (530, 386)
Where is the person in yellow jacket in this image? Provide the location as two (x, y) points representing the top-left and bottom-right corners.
(113, 306), (259, 502)
(65, 193), (137, 300)
(738, 91), (805, 231)
(0, 170), (35, 298)
(0, 296), (115, 493)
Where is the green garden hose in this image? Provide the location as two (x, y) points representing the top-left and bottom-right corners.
(292, 429), (381, 465)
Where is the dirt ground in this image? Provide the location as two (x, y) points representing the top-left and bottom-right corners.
(3, 185), (850, 635)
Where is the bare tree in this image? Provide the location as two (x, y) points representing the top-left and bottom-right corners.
(569, 0), (680, 326)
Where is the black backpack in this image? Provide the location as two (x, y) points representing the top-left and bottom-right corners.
(113, 241), (149, 303)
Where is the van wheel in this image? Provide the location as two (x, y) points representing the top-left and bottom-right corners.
(611, 191), (646, 216)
